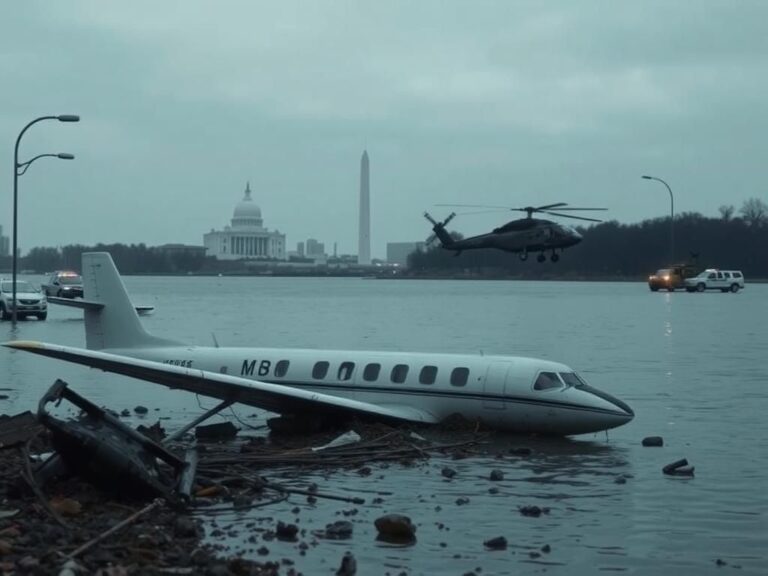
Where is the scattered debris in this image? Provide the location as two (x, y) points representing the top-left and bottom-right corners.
(0, 411), (42, 449)
(311, 430), (361, 452)
(483, 536), (507, 550)
(642, 436), (664, 447)
(663, 458), (695, 476)
(195, 421), (239, 441)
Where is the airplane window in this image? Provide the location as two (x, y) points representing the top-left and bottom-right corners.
(391, 364), (409, 384)
(312, 361), (329, 379)
(275, 360), (290, 378)
(363, 363), (381, 382)
(450, 367), (469, 387)
(338, 362), (355, 381)
(534, 372), (563, 391)
(419, 366), (437, 385)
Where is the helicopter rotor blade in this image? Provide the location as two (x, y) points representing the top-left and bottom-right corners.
(533, 202), (569, 211)
(543, 211), (604, 223)
(436, 204), (512, 210)
(544, 207), (607, 211)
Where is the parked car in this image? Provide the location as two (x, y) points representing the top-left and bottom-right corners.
(648, 264), (701, 291)
(0, 279), (48, 320)
(42, 271), (84, 299)
(684, 269), (745, 293)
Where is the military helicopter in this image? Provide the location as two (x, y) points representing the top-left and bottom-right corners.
(423, 202), (606, 262)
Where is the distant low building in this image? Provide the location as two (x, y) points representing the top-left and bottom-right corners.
(0, 226), (9, 257)
(387, 242), (425, 267)
(204, 182), (286, 260)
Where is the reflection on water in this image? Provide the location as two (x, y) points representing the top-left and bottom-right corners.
(1, 277), (766, 574)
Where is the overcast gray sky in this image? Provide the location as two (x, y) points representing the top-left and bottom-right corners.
(2, 1), (766, 258)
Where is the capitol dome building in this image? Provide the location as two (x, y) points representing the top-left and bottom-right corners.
(203, 182), (286, 260)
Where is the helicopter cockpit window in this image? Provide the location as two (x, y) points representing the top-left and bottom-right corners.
(534, 371), (564, 391)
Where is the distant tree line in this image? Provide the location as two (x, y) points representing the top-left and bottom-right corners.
(408, 198), (768, 279)
(0, 243), (208, 275)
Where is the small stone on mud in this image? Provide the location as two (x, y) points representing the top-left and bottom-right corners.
(442, 467), (457, 479)
(276, 521), (299, 541)
(324, 520), (354, 540)
(134, 405), (148, 415)
(489, 469), (504, 481)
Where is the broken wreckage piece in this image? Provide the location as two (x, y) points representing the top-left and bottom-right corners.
(35, 379), (196, 506)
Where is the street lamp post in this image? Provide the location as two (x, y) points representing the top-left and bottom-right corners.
(11, 115), (79, 324)
(642, 175), (674, 264)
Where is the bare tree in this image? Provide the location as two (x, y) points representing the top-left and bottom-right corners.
(718, 204), (735, 221)
(739, 198), (768, 226)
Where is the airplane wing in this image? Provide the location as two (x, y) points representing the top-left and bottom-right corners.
(3, 341), (438, 425)
(46, 297), (154, 315)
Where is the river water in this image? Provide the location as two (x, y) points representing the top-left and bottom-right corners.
(1, 275), (766, 575)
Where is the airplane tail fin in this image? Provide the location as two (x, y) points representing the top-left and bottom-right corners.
(423, 212), (457, 248)
(82, 252), (180, 350)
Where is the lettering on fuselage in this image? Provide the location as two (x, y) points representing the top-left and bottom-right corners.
(163, 359), (193, 368)
(241, 359), (272, 377)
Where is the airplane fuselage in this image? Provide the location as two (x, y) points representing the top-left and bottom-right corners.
(113, 345), (633, 435)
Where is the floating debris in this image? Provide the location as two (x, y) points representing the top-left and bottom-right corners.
(642, 436), (664, 447)
(663, 458), (695, 477)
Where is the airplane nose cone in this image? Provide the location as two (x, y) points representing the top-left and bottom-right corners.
(580, 384), (634, 425)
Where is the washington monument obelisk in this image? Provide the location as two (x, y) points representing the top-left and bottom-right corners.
(358, 150), (371, 265)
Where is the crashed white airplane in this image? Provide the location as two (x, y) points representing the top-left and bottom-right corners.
(4, 252), (633, 435)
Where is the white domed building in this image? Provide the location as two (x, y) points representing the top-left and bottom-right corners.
(203, 183), (286, 260)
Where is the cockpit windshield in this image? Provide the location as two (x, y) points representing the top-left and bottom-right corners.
(534, 371), (588, 391)
(534, 372), (564, 391)
(559, 372), (587, 388)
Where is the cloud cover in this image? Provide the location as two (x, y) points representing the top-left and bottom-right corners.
(2, 1), (766, 257)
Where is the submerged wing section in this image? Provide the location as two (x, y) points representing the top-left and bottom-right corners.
(3, 341), (438, 425)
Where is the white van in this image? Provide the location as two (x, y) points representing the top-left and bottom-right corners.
(684, 269), (745, 293)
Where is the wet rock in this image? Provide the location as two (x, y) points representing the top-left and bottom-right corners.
(374, 514), (416, 541)
(614, 474), (628, 484)
(120, 409), (130, 417)
(276, 521), (299, 541)
(541, 544), (551, 553)
(519, 505), (550, 517)
(716, 558), (727, 566)
(336, 551), (357, 575)
(456, 497), (470, 506)
(642, 436), (664, 447)
(133, 405), (148, 415)
(489, 469), (504, 481)
(663, 458), (695, 476)
(174, 516), (199, 538)
(324, 520), (354, 540)
(488, 487), (499, 495)
(483, 536), (507, 550)
(442, 467), (457, 479)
